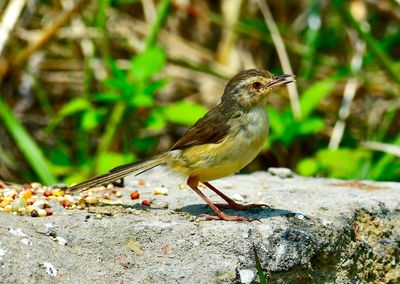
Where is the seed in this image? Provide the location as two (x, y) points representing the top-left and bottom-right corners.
(141, 200), (150, 206)
(37, 209), (47, 217)
(21, 191), (32, 202)
(23, 183), (32, 189)
(53, 189), (64, 197)
(60, 200), (71, 208)
(32, 200), (47, 209)
(0, 199), (12, 207)
(17, 208), (27, 215)
(43, 190), (53, 197)
(31, 182), (42, 189)
(11, 198), (26, 212)
(138, 179), (145, 186)
(45, 208), (53, 216)
(130, 192), (140, 200)
(85, 196), (98, 204)
(31, 209), (39, 217)
(26, 205), (39, 213)
(4, 205), (12, 213)
(153, 187), (168, 195)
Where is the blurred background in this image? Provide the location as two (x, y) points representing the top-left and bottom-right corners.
(0, 0), (399, 185)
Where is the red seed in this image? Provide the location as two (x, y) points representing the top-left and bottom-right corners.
(27, 201), (33, 206)
(43, 190), (52, 197)
(141, 200), (151, 206)
(130, 191), (140, 200)
(11, 193), (17, 199)
(60, 200), (70, 208)
(45, 208), (53, 216)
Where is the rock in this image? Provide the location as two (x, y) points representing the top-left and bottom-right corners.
(0, 168), (399, 283)
(238, 269), (255, 283)
(268, 167), (294, 178)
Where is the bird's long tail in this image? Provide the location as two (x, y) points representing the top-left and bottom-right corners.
(67, 154), (168, 192)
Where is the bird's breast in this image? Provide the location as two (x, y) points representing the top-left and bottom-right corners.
(168, 107), (269, 181)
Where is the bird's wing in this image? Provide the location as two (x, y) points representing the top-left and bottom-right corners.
(171, 105), (231, 150)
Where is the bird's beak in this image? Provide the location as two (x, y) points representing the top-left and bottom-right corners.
(267, 74), (295, 88)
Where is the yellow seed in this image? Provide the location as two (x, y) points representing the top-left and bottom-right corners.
(17, 208), (27, 215)
(0, 199), (12, 207)
(21, 191), (32, 202)
(53, 189), (64, 197)
(37, 209), (47, 217)
(4, 205), (12, 213)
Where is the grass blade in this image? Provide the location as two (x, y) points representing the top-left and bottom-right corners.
(0, 96), (57, 184)
(253, 242), (267, 284)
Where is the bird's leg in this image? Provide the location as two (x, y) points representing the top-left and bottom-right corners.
(202, 181), (268, 210)
(187, 177), (253, 222)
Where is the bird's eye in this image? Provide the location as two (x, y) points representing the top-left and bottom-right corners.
(252, 82), (262, 90)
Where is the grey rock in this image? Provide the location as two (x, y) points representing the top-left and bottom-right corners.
(268, 167), (294, 178)
(0, 168), (399, 283)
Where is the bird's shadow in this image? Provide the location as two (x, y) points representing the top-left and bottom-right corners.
(89, 202), (308, 221)
(179, 204), (305, 220)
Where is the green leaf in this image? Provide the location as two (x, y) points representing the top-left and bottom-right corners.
(146, 108), (166, 130)
(300, 79), (335, 118)
(129, 93), (154, 107)
(297, 158), (319, 176)
(107, 58), (126, 81)
(81, 108), (105, 131)
(316, 148), (370, 179)
(93, 91), (120, 102)
(129, 47), (166, 81)
(48, 147), (72, 167)
(163, 101), (207, 125)
(96, 151), (136, 174)
(132, 137), (158, 154)
(0, 97), (57, 184)
(267, 107), (285, 137)
(143, 79), (167, 95)
(58, 98), (91, 117)
(297, 117), (325, 135)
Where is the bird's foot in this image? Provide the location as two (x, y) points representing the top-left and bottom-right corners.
(214, 203), (270, 211)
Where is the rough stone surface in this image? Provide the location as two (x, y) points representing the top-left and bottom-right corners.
(0, 167), (399, 283)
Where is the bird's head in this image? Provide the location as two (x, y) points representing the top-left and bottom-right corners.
(221, 69), (295, 109)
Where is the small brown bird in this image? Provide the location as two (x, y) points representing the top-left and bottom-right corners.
(68, 69), (294, 221)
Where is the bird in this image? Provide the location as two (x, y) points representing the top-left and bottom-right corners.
(68, 69), (295, 221)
